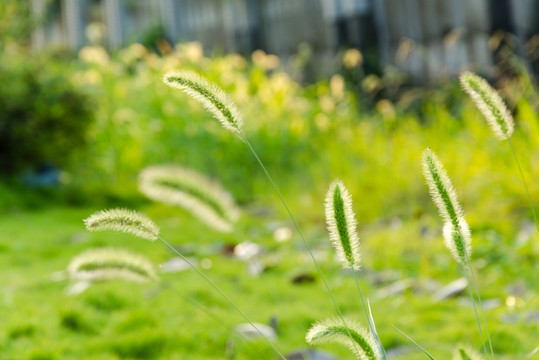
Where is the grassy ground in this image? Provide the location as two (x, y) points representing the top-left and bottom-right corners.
(2, 43), (539, 359)
(1, 201), (538, 359)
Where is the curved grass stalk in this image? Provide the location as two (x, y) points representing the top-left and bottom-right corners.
(156, 235), (286, 359)
(163, 71), (363, 357)
(84, 209), (286, 360)
(237, 130), (368, 352)
(352, 273), (387, 359)
(325, 179), (386, 358)
(463, 250), (493, 360)
(393, 326), (437, 360)
(422, 149), (494, 360)
(507, 138), (539, 233)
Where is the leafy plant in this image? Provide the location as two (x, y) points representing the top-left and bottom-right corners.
(0, 52), (94, 174)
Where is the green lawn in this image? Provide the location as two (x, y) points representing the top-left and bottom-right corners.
(1, 202), (537, 359)
(2, 41), (539, 360)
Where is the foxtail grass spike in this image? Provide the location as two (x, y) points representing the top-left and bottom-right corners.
(422, 149), (494, 359)
(325, 180), (361, 269)
(139, 165), (240, 233)
(306, 318), (381, 360)
(443, 220), (472, 266)
(460, 72), (514, 140)
(422, 148), (471, 264)
(68, 247), (157, 282)
(163, 70), (243, 136)
(84, 208), (159, 241)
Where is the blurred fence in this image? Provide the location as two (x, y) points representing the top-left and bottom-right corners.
(32, 0), (539, 81)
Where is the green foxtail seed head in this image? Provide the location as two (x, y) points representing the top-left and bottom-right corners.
(453, 345), (484, 360)
(460, 71), (514, 140)
(84, 208), (159, 241)
(325, 180), (361, 270)
(68, 247), (157, 282)
(306, 318), (381, 360)
(422, 148), (471, 264)
(163, 70), (243, 136)
(443, 220), (472, 265)
(139, 165), (240, 233)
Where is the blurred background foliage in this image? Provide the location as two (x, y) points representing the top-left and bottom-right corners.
(2, 1), (539, 359)
(3, 37), (539, 233)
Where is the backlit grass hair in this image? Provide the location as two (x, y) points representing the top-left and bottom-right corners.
(84, 208), (159, 241)
(139, 165), (240, 233)
(422, 148), (471, 264)
(163, 70), (243, 136)
(306, 318), (381, 360)
(68, 247), (157, 282)
(460, 72), (514, 140)
(325, 180), (361, 270)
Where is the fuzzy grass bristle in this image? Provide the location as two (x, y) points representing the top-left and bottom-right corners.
(84, 208), (159, 241)
(422, 148), (472, 263)
(460, 71), (514, 140)
(139, 165), (240, 233)
(163, 70), (243, 136)
(306, 318), (381, 360)
(443, 220), (472, 265)
(68, 247), (157, 282)
(325, 180), (361, 270)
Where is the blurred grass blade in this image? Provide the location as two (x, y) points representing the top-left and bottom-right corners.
(393, 326), (437, 360)
(367, 299), (386, 360)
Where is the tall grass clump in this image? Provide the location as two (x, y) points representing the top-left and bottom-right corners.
(163, 70), (351, 338)
(83, 208), (287, 360)
(422, 148), (493, 360)
(139, 165), (240, 233)
(460, 72), (538, 233)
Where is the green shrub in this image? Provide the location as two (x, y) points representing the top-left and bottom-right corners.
(0, 52), (94, 174)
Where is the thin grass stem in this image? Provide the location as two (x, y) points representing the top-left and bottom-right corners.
(462, 264), (490, 360)
(352, 271), (387, 360)
(507, 138), (539, 233)
(464, 251), (494, 360)
(392, 326), (437, 360)
(156, 235), (287, 360)
(162, 283), (253, 344)
(237, 130), (361, 356)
